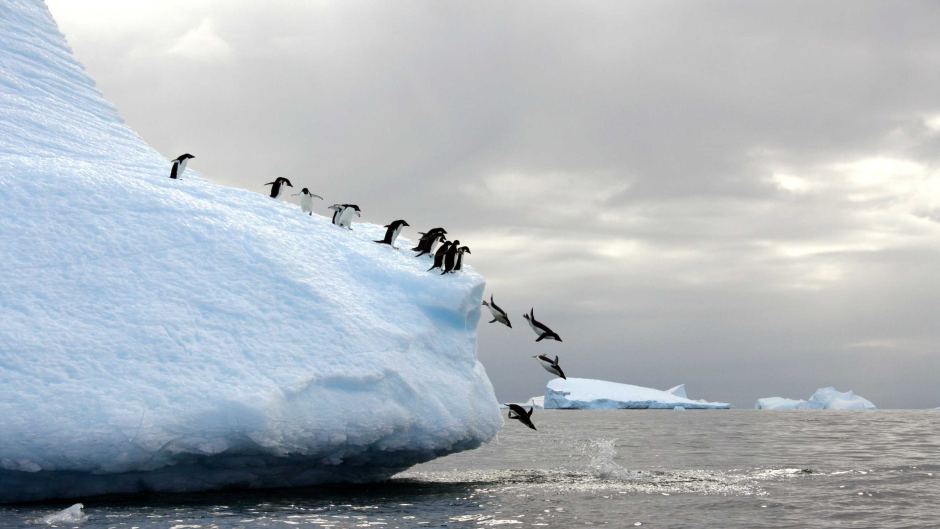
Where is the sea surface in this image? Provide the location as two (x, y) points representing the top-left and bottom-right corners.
(3, 410), (939, 529)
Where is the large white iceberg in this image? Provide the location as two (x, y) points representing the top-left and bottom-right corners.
(543, 378), (730, 409)
(755, 387), (876, 410)
(0, 0), (500, 503)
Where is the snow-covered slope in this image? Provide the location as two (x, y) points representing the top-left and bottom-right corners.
(755, 387), (876, 410)
(0, 0), (500, 503)
(543, 378), (730, 409)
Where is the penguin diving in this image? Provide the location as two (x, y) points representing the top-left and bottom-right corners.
(523, 308), (562, 342)
(482, 295), (511, 327)
(506, 404), (537, 430)
(169, 153), (194, 180)
(265, 177), (293, 199)
(533, 354), (566, 379)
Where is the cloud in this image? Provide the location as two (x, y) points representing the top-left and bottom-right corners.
(46, 1), (940, 408)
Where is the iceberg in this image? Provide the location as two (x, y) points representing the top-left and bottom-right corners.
(755, 387), (876, 410)
(543, 378), (730, 409)
(0, 0), (500, 503)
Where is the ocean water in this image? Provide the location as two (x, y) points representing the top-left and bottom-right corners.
(4, 410), (938, 528)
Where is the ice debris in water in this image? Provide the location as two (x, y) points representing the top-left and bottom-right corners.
(35, 504), (86, 525)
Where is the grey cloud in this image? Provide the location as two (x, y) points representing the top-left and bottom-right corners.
(48, 0), (940, 407)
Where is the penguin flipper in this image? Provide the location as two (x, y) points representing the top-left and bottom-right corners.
(489, 318), (498, 323)
(536, 334), (548, 342)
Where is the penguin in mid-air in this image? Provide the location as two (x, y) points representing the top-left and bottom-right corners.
(523, 308), (562, 342)
(453, 246), (471, 272)
(338, 204), (361, 229)
(533, 354), (566, 379)
(428, 241), (460, 272)
(265, 177), (293, 199)
(412, 228), (447, 257)
(482, 295), (511, 328)
(375, 219), (409, 248)
(169, 153), (194, 179)
(506, 404), (537, 430)
(293, 188), (323, 215)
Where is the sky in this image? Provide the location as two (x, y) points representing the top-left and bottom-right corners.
(46, 1), (940, 408)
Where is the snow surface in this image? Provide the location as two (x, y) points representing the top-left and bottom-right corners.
(543, 378), (730, 409)
(0, 0), (500, 503)
(755, 387), (876, 410)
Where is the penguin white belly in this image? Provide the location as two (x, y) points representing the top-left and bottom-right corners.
(300, 195), (313, 213)
(178, 159), (187, 178)
(527, 319), (540, 335)
(391, 226), (403, 245)
(339, 208), (353, 227)
(539, 361), (557, 375)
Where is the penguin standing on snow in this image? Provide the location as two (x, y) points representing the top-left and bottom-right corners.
(375, 219), (409, 248)
(453, 246), (471, 272)
(265, 177), (293, 199)
(328, 204), (344, 225)
(338, 204), (361, 229)
(293, 188), (323, 215)
(440, 242), (462, 274)
(482, 295), (511, 328)
(523, 308), (562, 342)
(428, 240), (454, 272)
(533, 354), (566, 379)
(506, 404), (537, 430)
(169, 153), (194, 179)
(412, 228), (447, 257)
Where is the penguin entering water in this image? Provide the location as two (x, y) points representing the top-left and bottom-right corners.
(169, 153), (194, 179)
(506, 404), (537, 430)
(482, 295), (511, 327)
(429, 240), (455, 272)
(453, 246), (471, 272)
(265, 177), (293, 199)
(412, 228), (447, 257)
(533, 354), (567, 379)
(375, 219), (409, 247)
(338, 204), (361, 229)
(523, 308), (562, 342)
(293, 188), (323, 215)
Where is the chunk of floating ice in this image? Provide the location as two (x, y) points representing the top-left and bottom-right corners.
(37, 504), (87, 525)
(543, 378), (729, 409)
(755, 387), (876, 410)
(0, 0), (499, 503)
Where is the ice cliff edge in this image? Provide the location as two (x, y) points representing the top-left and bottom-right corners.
(0, 0), (501, 503)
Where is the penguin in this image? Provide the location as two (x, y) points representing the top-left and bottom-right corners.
(428, 240), (454, 272)
(293, 188), (323, 215)
(533, 354), (566, 379)
(375, 219), (409, 248)
(440, 241), (461, 274)
(329, 204), (344, 225)
(482, 295), (511, 328)
(169, 153), (194, 179)
(414, 231), (447, 258)
(523, 308), (562, 342)
(265, 177), (293, 199)
(506, 404), (537, 430)
(453, 246), (471, 272)
(338, 204), (361, 229)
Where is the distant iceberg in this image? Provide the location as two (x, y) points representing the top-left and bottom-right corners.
(0, 0), (499, 503)
(755, 387), (876, 410)
(543, 378), (730, 409)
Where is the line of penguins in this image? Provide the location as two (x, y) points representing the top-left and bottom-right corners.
(169, 154), (470, 274)
(171, 154), (559, 430)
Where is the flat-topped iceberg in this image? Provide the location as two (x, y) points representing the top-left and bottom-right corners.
(755, 387), (876, 410)
(543, 378), (730, 409)
(0, 0), (500, 503)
